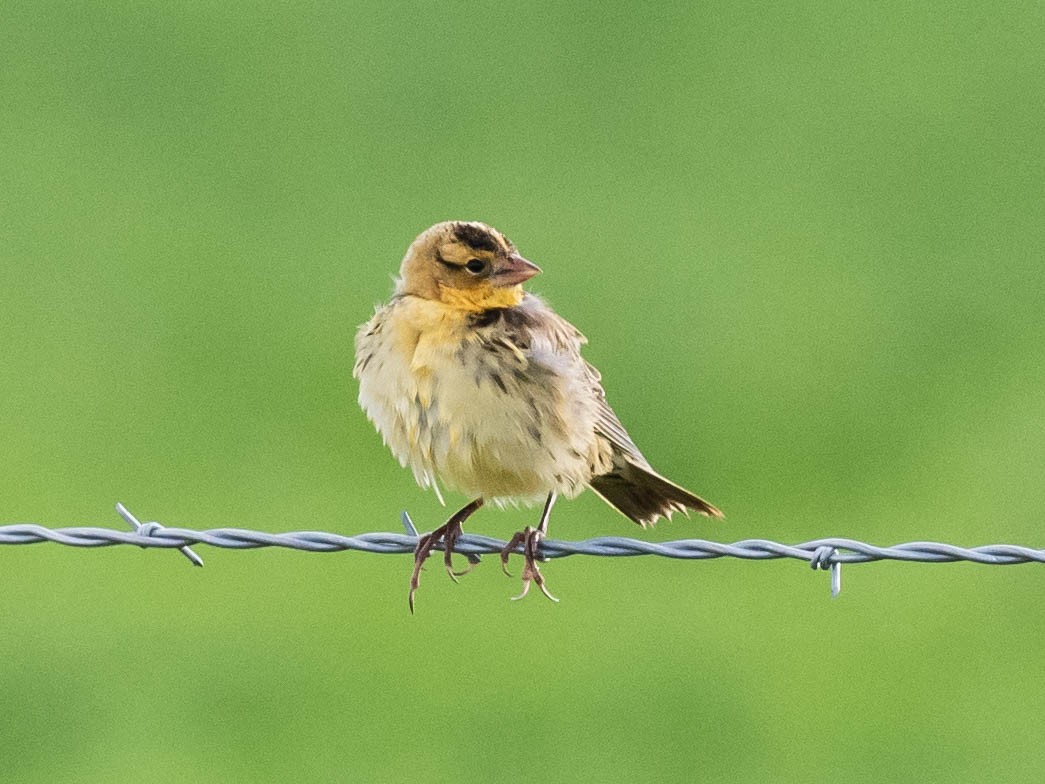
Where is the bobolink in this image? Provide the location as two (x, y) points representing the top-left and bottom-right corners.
(354, 221), (721, 610)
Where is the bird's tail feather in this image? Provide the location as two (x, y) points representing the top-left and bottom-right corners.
(589, 462), (722, 527)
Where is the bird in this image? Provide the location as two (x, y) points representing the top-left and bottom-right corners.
(353, 221), (722, 610)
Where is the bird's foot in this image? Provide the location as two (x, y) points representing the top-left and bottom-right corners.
(500, 526), (559, 603)
(408, 510), (481, 613)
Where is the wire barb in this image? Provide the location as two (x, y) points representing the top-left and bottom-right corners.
(0, 506), (1043, 597)
(809, 545), (841, 597)
(115, 503), (204, 567)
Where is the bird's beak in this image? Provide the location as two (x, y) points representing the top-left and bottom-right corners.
(492, 253), (542, 287)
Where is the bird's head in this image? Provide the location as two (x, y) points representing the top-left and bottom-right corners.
(395, 221), (541, 310)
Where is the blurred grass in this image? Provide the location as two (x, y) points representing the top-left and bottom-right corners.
(2, 1), (1044, 782)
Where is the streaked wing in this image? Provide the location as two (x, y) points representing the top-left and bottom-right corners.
(587, 366), (652, 469)
(520, 294), (652, 469)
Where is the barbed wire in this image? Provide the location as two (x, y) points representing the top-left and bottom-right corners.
(0, 503), (1042, 597)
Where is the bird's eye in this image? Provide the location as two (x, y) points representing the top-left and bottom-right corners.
(465, 258), (486, 274)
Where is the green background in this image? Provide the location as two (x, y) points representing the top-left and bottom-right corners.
(2, 2), (1043, 781)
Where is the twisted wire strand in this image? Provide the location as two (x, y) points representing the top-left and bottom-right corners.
(4, 525), (1042, 562)
(0, 506), (1040, 572)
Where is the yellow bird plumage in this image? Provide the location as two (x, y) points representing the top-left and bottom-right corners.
(354, 221), (721, 609)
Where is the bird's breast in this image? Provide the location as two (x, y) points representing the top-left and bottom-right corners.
(355, 297), (599, 503)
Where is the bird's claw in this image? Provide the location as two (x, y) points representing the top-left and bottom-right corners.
(409, 518), (473, 612)
(451, 555), (480, 579)
(499, 531), (521, 578)
(502, 526), (559, 603)
(408, 531), (435, 613)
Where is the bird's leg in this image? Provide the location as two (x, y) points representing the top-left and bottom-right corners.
(409, 497), (484, 613)
(501, 492), (559, 603)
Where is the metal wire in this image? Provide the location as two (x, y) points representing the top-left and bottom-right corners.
(1, 503), (1042, 597)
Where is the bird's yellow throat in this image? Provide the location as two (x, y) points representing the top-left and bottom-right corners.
(437, 283), (525, 312)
